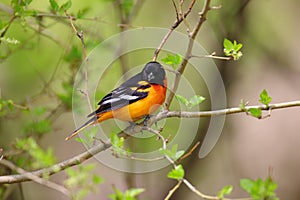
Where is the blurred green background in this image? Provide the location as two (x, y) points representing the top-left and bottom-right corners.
(1, 0), (300, 199)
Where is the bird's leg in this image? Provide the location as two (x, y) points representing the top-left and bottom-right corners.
(128, 121), (137, 134)
(143, 115), (152, 126)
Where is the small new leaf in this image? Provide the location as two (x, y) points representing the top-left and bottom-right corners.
(259, 89), (272, 107)
(59, 0), (72, 13)
(121, 0), (134, 17)
(175, 94), (189, 107)
(217, 185), (233, 199)
(161, 54), (182, 67)
(176, 94), (205, 109)
(240, 178), (254, 194)
(223, 38), (243, 60)
(49, 0), (59, 12)
(175, 150), (185, 160)
(159, 144), (185, 161)
(248, 108), (262, 118)
(109, 187), (145, 200)
(239, 99), (246, 110)
(110, 132), (127, 156)
(223, 38), (233, 51)
(240, 177), (278, 200)
(189, 95), (205, 108)
(167, 164), (184, 180)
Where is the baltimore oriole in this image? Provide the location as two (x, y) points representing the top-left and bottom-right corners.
(66, 61), (167, 140)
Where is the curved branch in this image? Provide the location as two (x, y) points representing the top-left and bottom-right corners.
(0, 141), (111, 184)
(0, 100), (299, 184)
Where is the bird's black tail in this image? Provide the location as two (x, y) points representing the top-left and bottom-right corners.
(65, 116), (97, 140)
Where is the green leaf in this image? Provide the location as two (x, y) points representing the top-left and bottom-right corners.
(23, 119), (52, 135)
(76, 7), (90, 19)
(0, 37), (20, 45)
(59, 0), (72, 13)
(217, 185), (233, 199)
(49, 0), (59, 12)
(33, 107), (47, 116)
(159, 144), (184, 161)
(248, 108), (262, 118)
(109, 187), (144, 200)
(110, 132), (127, 156)
(223, 38), (233, 51)
(240, 178), (254, 193)
(259, 89), (272, 106)
(239, 99), (246, 110)
(189, 95), (205, 108)
(175, 94), (189, 107)
(75, 137), (87, 143)
(176, 94), (205, 109)
(161, 53), (182, 66)
(223, 38), (243, 60)
(122, 0), (134, 17)
(240, 177), (278, 200)
(125, 188), (145, 198)
(92, 175), (104, 184)
(6, 100), (14, 110)
(14, 137), (56, 169)
(175, 150), (185, 160)
(167, 164), (185, 180)
(64, 164), (103, 200)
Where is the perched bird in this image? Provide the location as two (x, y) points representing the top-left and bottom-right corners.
(66, 61), (167, 140)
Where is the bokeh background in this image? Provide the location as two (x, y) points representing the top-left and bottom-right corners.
(1, 0), (300, 199)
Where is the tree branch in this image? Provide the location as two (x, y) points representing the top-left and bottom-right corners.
(0, 159), (71, 197)
(165, 0), (212, 108)
(0, 140), (111, 184)
(0, 100), (299, 184)
(153, 0), (196, 61)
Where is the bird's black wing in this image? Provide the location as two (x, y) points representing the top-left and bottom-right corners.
(87, 73), (150, 117)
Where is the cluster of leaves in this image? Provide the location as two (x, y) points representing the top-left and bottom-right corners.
(109, 187), (145, 200)
(64, 164), (103, 200)
(10, 0), (37, 16)
(161, 53), (182, 68)
(240, 177), (278, 200)
(110, 132), (131, 157)
(13, 137), (56, 169)
(223, 38), (243, 60)
(23, 107), (52, 136)
(121, 0), (134, 18)
(175, 94), (205, 109)
(216, 176), (278, 200)
(75, 127), (97, 144)
(0, 98), (15, 117)
(240, 89), (272, 118)
(49, 0), (72, 14)
(160, 145), (185, 181)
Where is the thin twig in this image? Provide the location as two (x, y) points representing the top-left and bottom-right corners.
(153, 0), (196, 61)
(0, 14), (16, 44)
(177, 141), (200, 162)
(164, 180), (183, 200)
(165, 0), (212, 109)
(65, 12), (92, 112)
(190, 53), (232, 60)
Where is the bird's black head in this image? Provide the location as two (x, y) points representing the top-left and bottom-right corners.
(142, 61), (166, 86)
